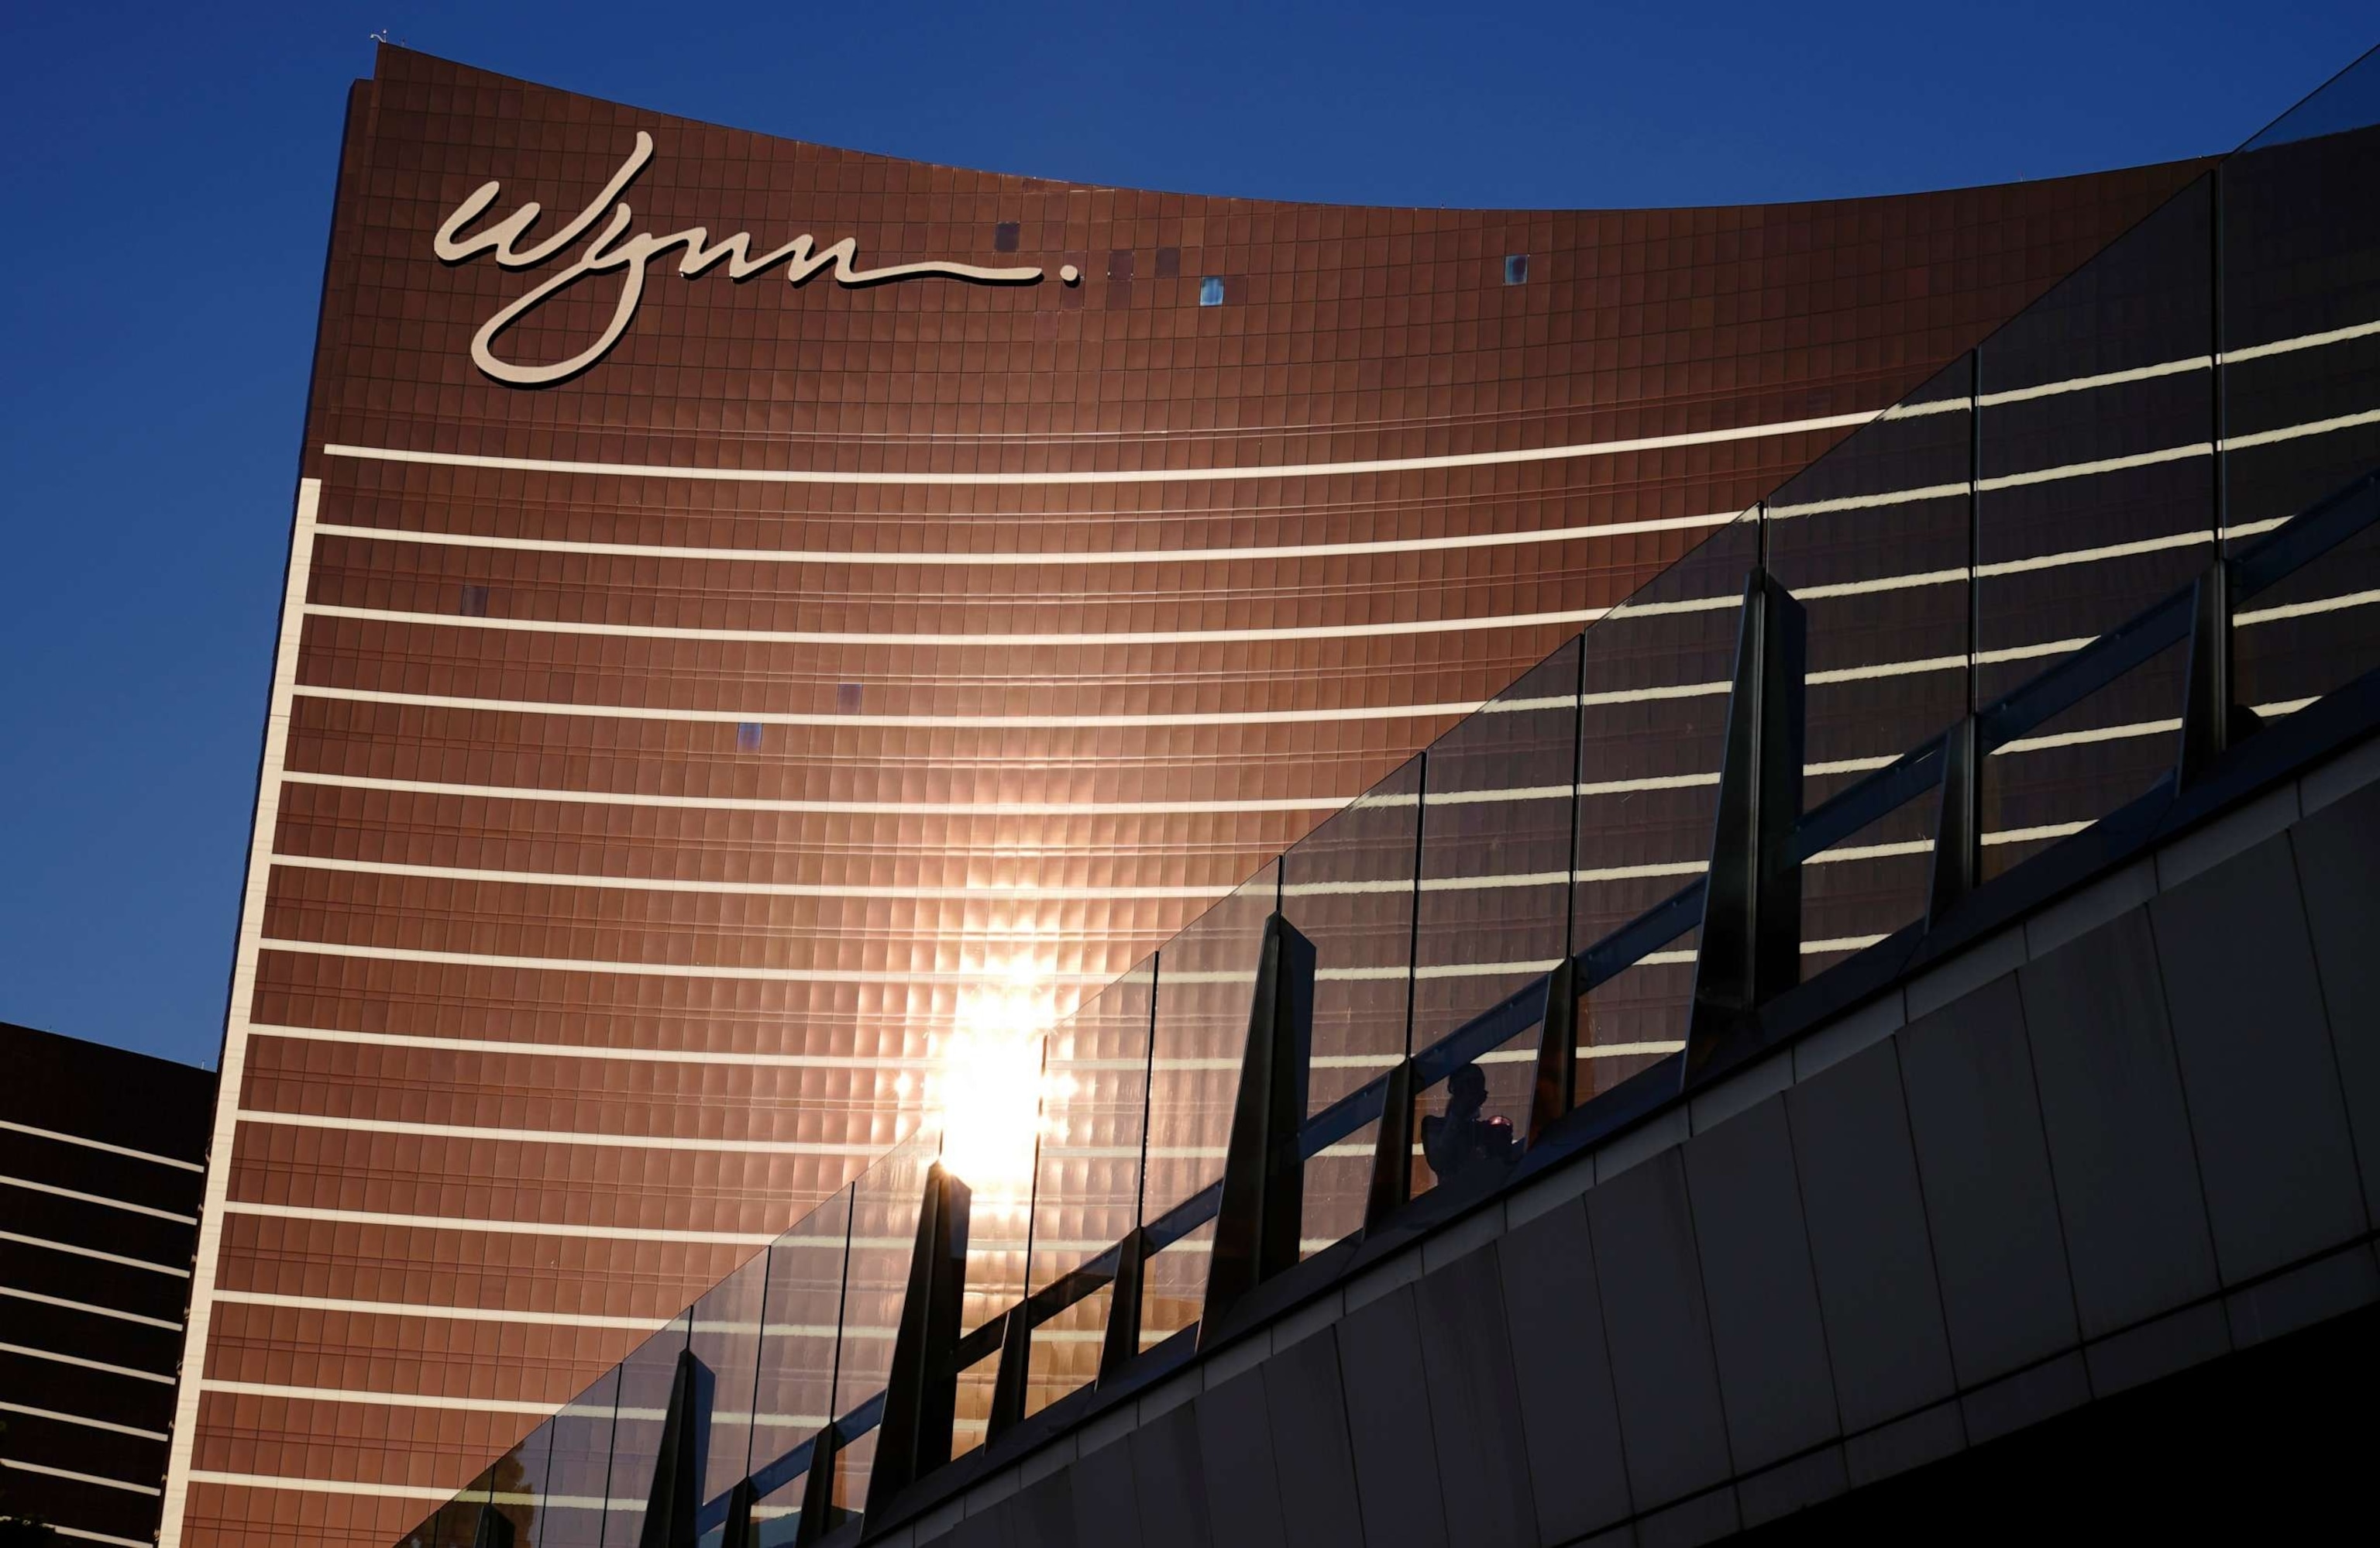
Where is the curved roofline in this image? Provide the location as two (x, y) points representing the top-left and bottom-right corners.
(373, 41), (2214, 218)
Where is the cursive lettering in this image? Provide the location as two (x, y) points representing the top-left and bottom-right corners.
(435, 132), (1052, 385)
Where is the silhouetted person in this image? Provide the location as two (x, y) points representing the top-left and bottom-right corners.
(1422, 1063), (1518, 1184)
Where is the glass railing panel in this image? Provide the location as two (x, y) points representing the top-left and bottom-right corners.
(2223, 105), (2380, 716)
(597, 1312), (691, 1546)
(478, 1418), (554, 1548)
(1281, 752), (1421, 1251)
(1412, 641), (1580, 1045)
(1404, 642), (1580, 1191)
(537, 1367), (621, 1548)
(742, 1185), (851, 1546)
(752, 1187), (852, 1452)
(1026, 1280), (1115, 1421)
(1137, 865), (1278, 1347)
(829, 1131), (937, 1510)
(1573, 512), (1759, 1092)
(2241, 42), (2380, 153)
(1767, 356), (1974, 956)
(1976, 177), (2217, 873)
(686, 1249), (770, 1531)
(402, 1467), (494, 1548)
(748, 1461), (821, 1548)
(1024, 957), (1154, 1414)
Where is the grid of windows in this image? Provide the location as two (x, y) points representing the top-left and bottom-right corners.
(0, 1021), (212, 1548)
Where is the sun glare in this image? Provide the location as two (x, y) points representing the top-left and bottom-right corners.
(930, 945), (1061, 1205)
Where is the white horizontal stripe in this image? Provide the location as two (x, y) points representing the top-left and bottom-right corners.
(198, 1378), (831, 1442)
(1983, 820), (2096, 847)
(201, 1378), (562, 1419)
(236, 1106), (896, 1158)
(287, 506), (2365, 735)
(255, 935), (1119, 986)
(0, 1282), (184, 1331)
(0, 1398), (170, 1443)
(2223, 315), (2380, 364)
(313, 507), (1739, 569)
(2226, 405), (2380, 451)
(305, 600), (1609, 648)
(0, 1173), (198, 1225)
(270, 854), (1234, 903)
(0, 1227), (190, 1278)
(1976, 440), (2213, 492)
(217, 1199), (779, 1247)
(212, 1288), (666, 1333)
(2235, 587), (2380, 626)
(185, 1469), (457, 1502)
(298, 682), (1489, 730)
(325, 408), (1882, 488)
(250, 683), (2331, 995)
(0, 1340), (175, 1385)
(50, 1529), (153, 1548)
(1, 1457), (161, 1496)
(299, 525), (2241, 732)
(309, 311), (2380, 517)
(1977, 354), (2213, 407)
(286, 770), (1355, 817)
(246, 1021), (954, 1072)
(1766, 480), (1969, 521)
(0, 1117), (205, 1174)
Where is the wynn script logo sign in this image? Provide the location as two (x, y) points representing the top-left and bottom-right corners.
(435, 132), (1080, 385)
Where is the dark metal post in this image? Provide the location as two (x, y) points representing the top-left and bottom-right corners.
(1926, 717), (1983, 930)
(1202, 911), (1317, 1339)
(2178, 561), (2254, 789)
(790, 1424), (843, 1548)
(865, 1163), (971, 1515)
(984, 1302), (1034, 1444)
(470, 1504), (515, 1548)
(1098, 1230), (1146, 1382)
(717, 1478), (758, 1548)
(1684, 568), (1807, 1079)
(1363, 1059), (1415, 1231)
(635, 1347), (707, 1548)
(1525, 956), (1578, 1146)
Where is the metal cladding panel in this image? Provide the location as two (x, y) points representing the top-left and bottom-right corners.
(2017, 910), (2220, 1340)
(1784, 1039), (1959, 1434)
(2149, 837), (2366, 1283)
(1258, 1324), (1366, 1548)
(1493, 1200), (1635, 1541)
(1013, 1472), (1082, 1548)
(1584, 1149), (1734, 1510)
(1126, 1404), (1212, 1548)
(1191, 1369), (1287, 1548)
(1411, 1248), (1538, 1548)
(1333, 1285), (1450, 1548)
(1680, 1098), (1841, 1474)
(1064, 1434), (1144, 1548)
(1891, 975), (2082, 1388)
(2289, 777), (2380, 1223)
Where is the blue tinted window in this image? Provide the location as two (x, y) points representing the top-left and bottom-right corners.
(1199, 276), (1225, 307)
(737, 723), (764, 752)
(1503, 253), (1529, 285)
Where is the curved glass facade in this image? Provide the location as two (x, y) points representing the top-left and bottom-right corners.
(162, 43), (2246, 1548)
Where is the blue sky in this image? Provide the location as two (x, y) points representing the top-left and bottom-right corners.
(0, 1), (2370, 1067)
